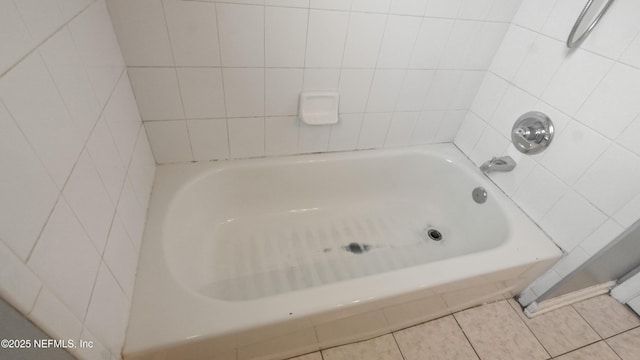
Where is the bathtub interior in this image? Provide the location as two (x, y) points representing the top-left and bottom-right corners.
(163, 150), (510, 301)
(123, 144), (562, 360)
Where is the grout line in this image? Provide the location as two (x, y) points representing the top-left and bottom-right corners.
(212, 3), (232, 159)
(451, 313), (483, 360)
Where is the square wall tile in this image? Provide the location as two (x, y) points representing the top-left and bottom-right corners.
(439, 20), (483, 70)
(70, 0), (126, 106)
(216, 3), (264, 67)
(342, 12), (387, 68)
(310, 0), (350, 10)
(0, 1), (34, 75)
(575, 144), (640, 216)
(0, 52), (83, 189)
(13, 0), (64, 46)
(128, 67), (185, 121)
(422, 70), (463, 111)
(127, 128), (156, 207)
(228, 117), (265, 158)
(577, 63), (640, 140)
(470, 72), (509, 121)
(434, 111), (467, 143)
(385, 112), (419, 148)
(265, 6), (308, 67)
(411, 111), (444, 145)
(329, 113), (364, 152)
(513, 0), (557, 32)
(542, 49), (613, 116)
(40, 27), (101, 144)
(27, 198), (102, 320)
(450, 71), (484, 109)
(0, 101), (59, 260)
(266, 69), (304, 116)
(424, 0), (462, 18)
(86, 117), (127, 204)
(351, 0), (392, 13)
(410, 18), (454, 69)
(223, 68), (265, 118)
(103, 216), (138, 298)
(265, 116), (299, 156)
(30, 287), (82, 343)
(144, 120), (193, 163)
(303, 69), (340, 91)
(366, 70), (406, 113)
(390, 0), (429, 16)
(395, 70), (435, 112)
(177, 67), (226, 119)
(63, 151), (115, 253)
(512, 35), (566, 97)
(358, 113), (392, 150)
(464, 22), (509, 70)
(513, 166), (568, 221)
(539, 190), (607, 252)
(163, 0), (221, 66)
(298, 123), (331, 153)
(305, 10), (349, 68)
(376, 15), (421, 69)
(538, 120), (610, 185)
(106, 0), (174, 66)
(339, 69), (374, 114)
(489, 25), (537, 81)
(0, 241), (41, 314)
(103, 74), (144, 163)
(85, 263), (130, 354)
(453, 112), (486, 155)
(187, 119), (230, 161)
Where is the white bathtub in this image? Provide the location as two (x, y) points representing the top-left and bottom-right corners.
(124, 144), (561, 360)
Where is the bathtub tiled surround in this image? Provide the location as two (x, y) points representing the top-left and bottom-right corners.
(291, 295), (640, 360)
(0, 1), (154, 359)
(106, 0), (523, 163)
(455, 0), (640, 305)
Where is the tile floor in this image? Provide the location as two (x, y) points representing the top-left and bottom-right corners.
(287, 295), (640, 360)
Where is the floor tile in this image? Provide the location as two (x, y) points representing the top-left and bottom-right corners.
(572, 295), (640, 338)
(287, 352), (323, 360)
(606, 327), (640, 360)
(553, 341), (621, 360)
(321, 334), (403, 360)
(454, 301), (549, 360)
(394, 315), (479, 360)
(508, 299), (600, 357)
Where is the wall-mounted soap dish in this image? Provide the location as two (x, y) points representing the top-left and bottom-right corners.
(298, 91), (339, 125)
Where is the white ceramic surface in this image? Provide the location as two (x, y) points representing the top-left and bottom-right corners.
(124, 144), (561, 359)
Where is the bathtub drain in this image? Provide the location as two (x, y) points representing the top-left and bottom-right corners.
(427, 229), (443, 241)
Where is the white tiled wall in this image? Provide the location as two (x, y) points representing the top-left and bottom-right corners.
(106, 0), (522, 163)
(455, 0), (640, 304)
(0, 1), (155, 359)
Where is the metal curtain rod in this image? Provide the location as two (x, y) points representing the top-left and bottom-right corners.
(566, 0), (616, 48)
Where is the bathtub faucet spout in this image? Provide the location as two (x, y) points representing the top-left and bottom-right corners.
(480, 156), (516, 174)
